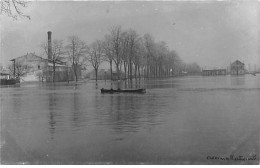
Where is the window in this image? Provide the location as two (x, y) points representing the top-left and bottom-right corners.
(38, 65), (40, 70)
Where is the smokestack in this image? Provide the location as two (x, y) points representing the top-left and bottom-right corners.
(47, 31), (52, 60)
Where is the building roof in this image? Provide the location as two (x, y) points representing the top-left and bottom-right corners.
(10, 53), (67, 65)
(231, 60), (245, 66)
(10, 53), (46, 62)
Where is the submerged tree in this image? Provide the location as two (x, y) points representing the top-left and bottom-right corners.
(99, 26), (190, 80)
(143, 33), (157, 78)
(8, 62), (28, 78)
(102, 35), (114, 81)
(0, 0), (30, 20)
(87, 40), (104, 82)
(185, 62), (201, 74)
(41, 39), (65, 82)
(109, 26), (124, 80)
(66, 35), (87, 82)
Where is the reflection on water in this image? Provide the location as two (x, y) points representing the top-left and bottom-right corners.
(1, 75), (259, 164)
(48, 92), (57, 138)
(230, 76), (245, 86)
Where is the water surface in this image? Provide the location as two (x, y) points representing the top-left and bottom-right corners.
(1, 75), (259, 164)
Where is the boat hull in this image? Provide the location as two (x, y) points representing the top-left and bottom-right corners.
(101, 88), (146, 94)
(0, 78), (20, 85)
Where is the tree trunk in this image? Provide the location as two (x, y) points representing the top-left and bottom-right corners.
(154, 64), (156, 78)
(154, 65), (156, 78)
(75, 71), (78, 82)
(158, 65), (160, 78)
(128, 63), (130, 80)
(67, 66), (70, 83)
(147, 66), (149, 78)
(110, 60), (113, 81)
(124, 61), (127, 80)
(95, 68), (98, 82)
(73, 63), (78, 82)
(130, 60), (132, 81)
(138, 65), (140, 79)
(116, 63), (120, 80)
(134, 64), (137, 79)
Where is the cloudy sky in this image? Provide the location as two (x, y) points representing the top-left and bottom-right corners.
(1, 0), (259, 69)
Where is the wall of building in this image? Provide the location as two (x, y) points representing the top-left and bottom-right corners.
(12, 53), (81, 82)
(46, 68), (74, 82)
(14, 53), (47, 73)
(230, 61), (245, 75)
(202, 69), (227, 76)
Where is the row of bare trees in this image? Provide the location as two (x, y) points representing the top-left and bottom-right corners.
(41, 25), (190, 82)
(7, 25), (197, 82)
(99, 26), (185, 81)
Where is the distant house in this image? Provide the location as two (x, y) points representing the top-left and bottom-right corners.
(10, 53), (48, 82)
(9, 31), (83, 82)
(10, 53), (78, 82)
(230, 60), (245, 75)
(202, 69), (227, 76)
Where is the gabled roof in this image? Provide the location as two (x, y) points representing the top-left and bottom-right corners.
(231, 60), (244, 66)
(10, 53), (46, 61)
(10, 53), (67, 65)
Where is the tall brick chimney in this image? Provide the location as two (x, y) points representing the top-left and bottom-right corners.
(47, 31), (52, 60)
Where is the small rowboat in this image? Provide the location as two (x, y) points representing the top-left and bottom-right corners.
(101, 88), (146, 94)
(0, 78), (19, 85)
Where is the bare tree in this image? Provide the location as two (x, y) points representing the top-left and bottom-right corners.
(0, 0), (30, 20)
(35, 70), (47, 82)
(168, 50), (179, 76)
(109, 26), (124, 80)
(87, 40), (103, 82)
(185, 62), (201, 74)
(154, 41), (168, 78)
(133, 38), (145, 79)
(8, 62), (28, 78)
(41, 39), (65, 82)
(66, 35), (87, 82)
(143, 33), (157, 78)
(100, 25), (199, 81)
(122, 32), (129, 79)
(126, 29), (141, 80)
(102, 35), (114, 81)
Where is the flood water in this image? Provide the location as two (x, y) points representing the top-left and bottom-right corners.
(1, 75), (259, 164)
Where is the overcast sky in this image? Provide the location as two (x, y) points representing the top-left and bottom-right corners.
(1, 1), (259, 69)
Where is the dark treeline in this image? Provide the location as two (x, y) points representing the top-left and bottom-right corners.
(98, 25), (201, 80)
(101, 26), (184, 81)
(86, 25), (201, 81)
